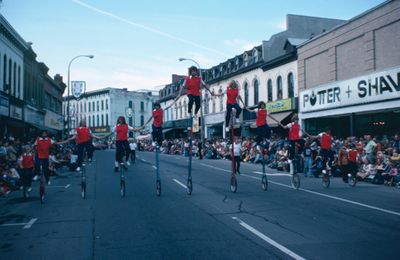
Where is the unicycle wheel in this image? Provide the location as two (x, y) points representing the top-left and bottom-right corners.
(81, 182), (86, 199)
(230, 176), (237, 193)
(261, 175), (268, 191)
(156, 180), (161, 197)
(349, 177), (357, 187)
(322, 175), (330, 188)
(187, 178), (193, 195)
(120, 180), (126, 197)
(291, 173), (300, 189)
(40, 186), (45, 204)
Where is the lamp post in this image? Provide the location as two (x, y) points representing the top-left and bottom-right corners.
(178, 58), (205, 155)
(66, 54), (94, 136)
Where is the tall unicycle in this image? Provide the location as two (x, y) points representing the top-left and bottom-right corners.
(81, 163), (87, 199)
(187, 115), (196, 195)
(229, 110), (237, 193)
(120, 162), (126, 197)
(39, 165), (45, 204)
(155, 145), (161, 196)
(261, 146), (268, 191)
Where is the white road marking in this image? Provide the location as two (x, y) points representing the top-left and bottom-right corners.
(47, 185), (70, 188)
(200, 163), (231, 173)
(173, 179), (187, 189)
(241, 174), (400, 217)
(65, 184), (71, 189)
(232, 217), (305, 260)
(152, 165), (157, 169)
(1, 218), (37, 229)
(23, 218), (37, 229)
(141, 159), (147, 162)
(253, 171), (291, 176)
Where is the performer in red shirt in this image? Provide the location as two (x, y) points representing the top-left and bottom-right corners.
(104, 116), (139, 172)
(142, 102), (164, 147)
(67, 120), (102, 171)
(33, 130), (66, 185)
(175, 66), (214, 116)
(246, 101), (272, 145)
(214, 80), (245, 131)
(18, 145), (35, 193)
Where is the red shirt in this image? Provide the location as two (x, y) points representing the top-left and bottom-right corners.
(22, 153), (34, 169)
(226, 88), (239, 104)
(185, 76), (201, 96)
(348, 150), (358, 162)
(256, 109), (267, 127)
(288, 122), (300, 140)
(115, 124), (129, 141)
(76, 127), (91, 144)
(35, 137), (53, 159)
(152, 108), (163, 128)
(320, 133), (332, 150)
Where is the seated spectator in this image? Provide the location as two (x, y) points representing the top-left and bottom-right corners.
(357, 158), (376, 180)
(311, 155), (324, 178)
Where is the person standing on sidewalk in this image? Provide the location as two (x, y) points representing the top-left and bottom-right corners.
(129, 140), (137, 163)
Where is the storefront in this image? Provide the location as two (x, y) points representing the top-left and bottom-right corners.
(299, 66), (400, 137)
(44, 109), (63, 137)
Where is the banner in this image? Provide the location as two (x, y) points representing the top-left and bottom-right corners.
(71, 81), (86, 99)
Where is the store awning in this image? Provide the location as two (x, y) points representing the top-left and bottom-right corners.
(269, 111), (293, 127)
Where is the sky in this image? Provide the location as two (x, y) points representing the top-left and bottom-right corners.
(1, 0), (385, 94)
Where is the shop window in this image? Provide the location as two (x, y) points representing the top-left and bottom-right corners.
(244, 82), (249, 106)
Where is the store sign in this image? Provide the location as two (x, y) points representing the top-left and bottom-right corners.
(90, 126), (110, 133)
(24, 106), (44, 125)
(10, 105), (22, 120)
(0, 93), (9, 116)
(266, 98), (293, 113)
(45, 110), (63, 130)
(300, 66), (400, 112)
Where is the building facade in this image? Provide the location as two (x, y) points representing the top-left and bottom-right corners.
(63, 88), (157, 137)
(1, 14), (66, 140)
(298, 0), (400, 137)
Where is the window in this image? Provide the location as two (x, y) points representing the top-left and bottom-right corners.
(179, 102), (182, 119)
(8, 59), (12, 94)
(101, 114), (104, 126)
(267, 79), (273, 102)
(3, 55), (7, 91)
(17, 66), (21, 98)
(244, 82), (249, 106)
(97, 101), (99, 111)
(84, 102), (86, 113)
(88, 102), (91, 112)
(219, 88), (223, 112)
(129, 100), (132, 108)
(13, 62), (16, 97)
(97, 115), (99, 126)
(92, 101), (95, 112)
(140, 115), (144, 125)
(101, 100), (104, 110)
(106, 99), (108, 110)
(50, 97), (56, 111)
(277, 76), (283, 100)
(253, 79), (259, 105)
(288, 73), (294, 98)
(44, 93), (50, 109)
(92, 115), (95, 127)
(140, 101), (144, 112)
(80, 102), (83, 113)
(106, 114), (109, 126)
(212, 96), (216, 113)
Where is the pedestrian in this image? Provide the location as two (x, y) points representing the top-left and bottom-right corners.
(129, 139), (137, 163)
(233, 137), (242, 174)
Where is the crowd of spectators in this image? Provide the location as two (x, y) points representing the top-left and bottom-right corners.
(137, 133), (400, 187)
(2, 132), (399, 197)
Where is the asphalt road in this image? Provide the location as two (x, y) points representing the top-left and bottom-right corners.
(1, 149), (399, 260)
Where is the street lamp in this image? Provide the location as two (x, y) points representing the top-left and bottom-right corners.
(179, 57), (205, 156)
(66, 54), (94, 136)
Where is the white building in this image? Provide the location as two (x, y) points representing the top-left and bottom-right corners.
(63, 87), (158, 137)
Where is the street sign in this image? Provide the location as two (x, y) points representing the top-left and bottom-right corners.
(71, 81), (86, 99)
(126, 107), (133, 118)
